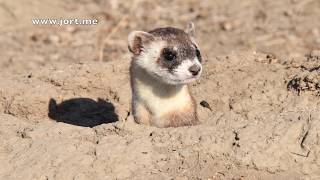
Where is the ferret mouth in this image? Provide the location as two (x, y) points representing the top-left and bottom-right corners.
(151, 71), (200, 85)
(171, 76), (199, 84)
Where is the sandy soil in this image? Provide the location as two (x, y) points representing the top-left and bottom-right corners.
(0, 0), (320, 179)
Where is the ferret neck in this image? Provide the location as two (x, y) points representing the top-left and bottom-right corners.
(131, 64), (188, 98)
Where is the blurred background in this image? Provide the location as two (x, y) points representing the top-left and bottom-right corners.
(0, 0), (319, 74)
(1, 1), (320, 178)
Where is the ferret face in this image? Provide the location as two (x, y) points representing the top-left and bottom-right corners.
(128, 23), (202, 85)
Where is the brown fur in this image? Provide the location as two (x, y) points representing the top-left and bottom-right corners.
(161, 94), (198, 128)
(130, 61), (199, 127)
(128, 25), (201, 128)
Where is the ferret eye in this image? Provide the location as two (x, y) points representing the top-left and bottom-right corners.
(163, 48), (176, 61)
(196, 49), (202, 62)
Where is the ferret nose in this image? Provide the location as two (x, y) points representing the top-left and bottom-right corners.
(189, 65), (201, 76)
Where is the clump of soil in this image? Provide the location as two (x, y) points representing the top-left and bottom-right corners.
(288, 71), (320, 95)
(287, 50), (320, 95)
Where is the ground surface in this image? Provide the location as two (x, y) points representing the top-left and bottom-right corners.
(0, 0), (320, 179)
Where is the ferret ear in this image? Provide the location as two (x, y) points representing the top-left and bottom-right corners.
(128, 31), (154, 55)
(186, 22), (195, 37)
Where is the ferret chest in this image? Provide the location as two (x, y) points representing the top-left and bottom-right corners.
(136, 82), (192, 117)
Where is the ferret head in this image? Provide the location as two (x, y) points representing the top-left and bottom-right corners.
(128, 22), (202, 85)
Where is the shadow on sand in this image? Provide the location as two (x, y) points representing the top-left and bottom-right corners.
(48, 98), (118, 127)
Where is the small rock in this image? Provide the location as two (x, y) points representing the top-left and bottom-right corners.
(220, 21), (233, 31)
(200, 100), (212, 111)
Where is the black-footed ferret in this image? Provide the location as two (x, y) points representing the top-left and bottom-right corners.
(128, 22), (202, 128)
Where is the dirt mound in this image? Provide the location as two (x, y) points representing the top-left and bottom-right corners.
(1, 52), (320, 179)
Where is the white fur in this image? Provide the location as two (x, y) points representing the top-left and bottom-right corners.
(134, 41), (202, 85)
(133, 74), (192, 119)
(129, 25), (202, 127)
(186, 22), (195, 37)
(127, 31), (139, 49)
(128, 31), (153, 52)
(167, 57), (202, 84)
(131, 41), (199, 119)
(135, 40), (166, 77)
